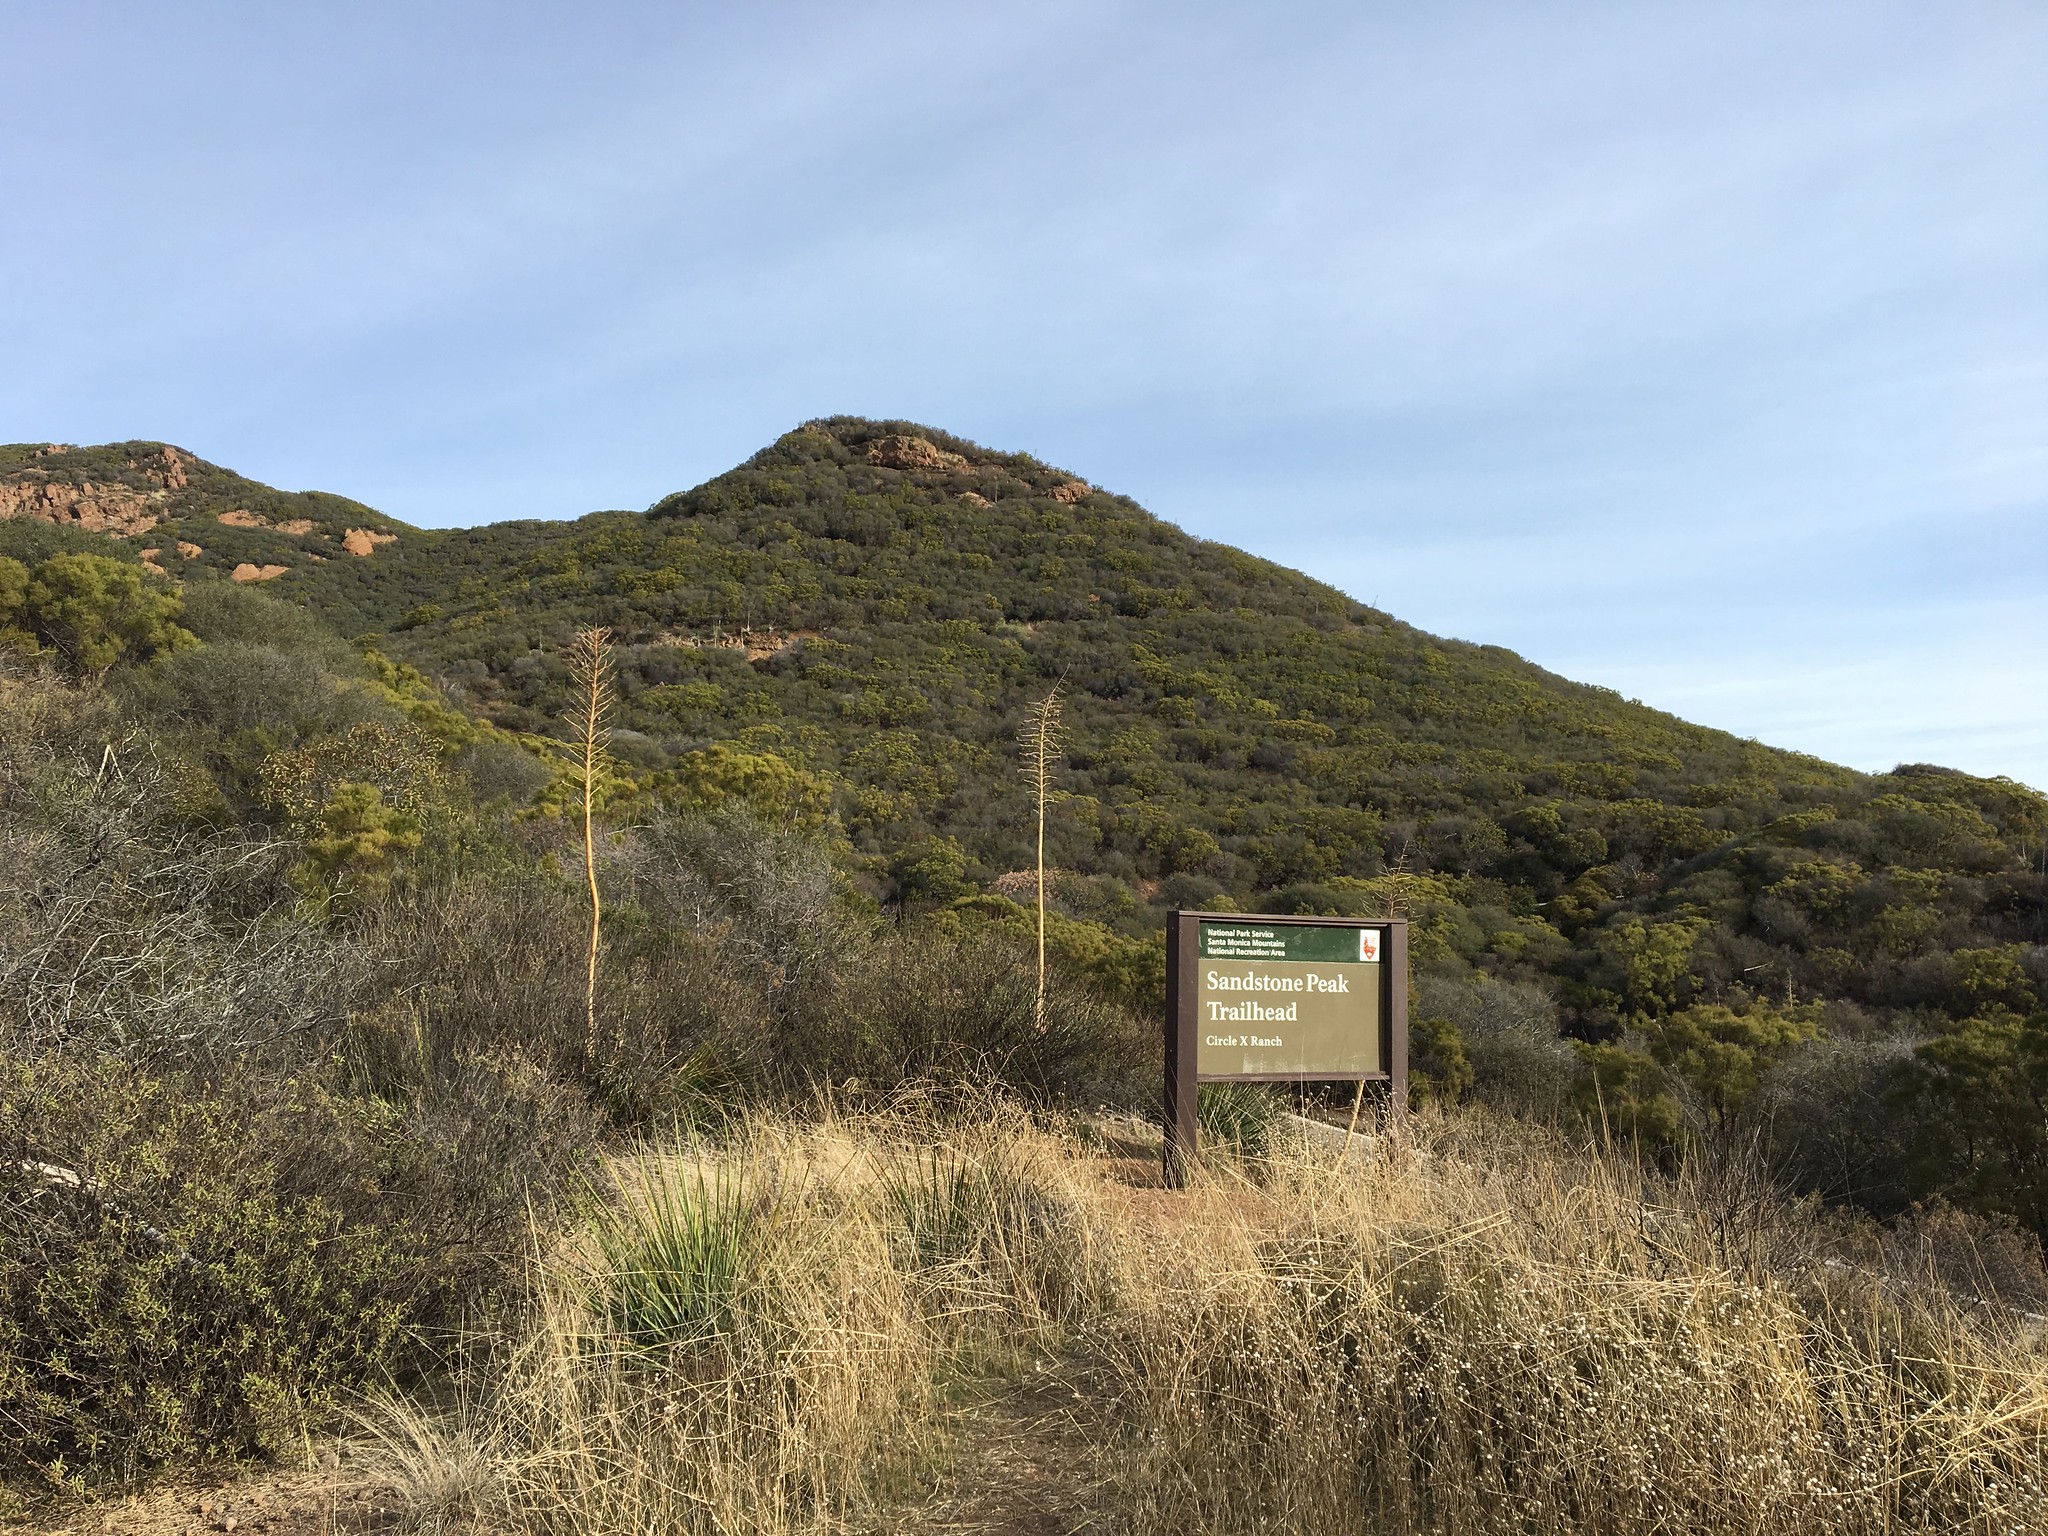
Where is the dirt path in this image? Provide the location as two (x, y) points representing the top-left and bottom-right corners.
(884, 1362), (1112, 1536)
(6, 1466), (400, 1536)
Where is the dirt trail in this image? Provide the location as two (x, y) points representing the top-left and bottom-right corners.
(22, 1376), (1113, 1536)
(8, 1467), (399, 1536)
(884, 1364), (1111, 1536)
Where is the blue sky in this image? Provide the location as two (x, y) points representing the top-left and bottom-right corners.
(4, 2), (2043, 788)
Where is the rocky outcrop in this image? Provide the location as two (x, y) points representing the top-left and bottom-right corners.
(230, 562), (289, 582)
(653, 626), (818, 661)
(213, 509), (318, 536)
(138, 445), (188, 490)
(341, 528), (396, 556)
(1050, 479), (1090, 504)
(0, 446), (194, 536)
(0, 478), (160, 536)
(867, 435), (969, 473)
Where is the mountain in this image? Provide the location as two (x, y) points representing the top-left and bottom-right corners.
(12, 422), (2048, 1504)
(0, 439), (406, 580)
(4, 420), (2043, 1053)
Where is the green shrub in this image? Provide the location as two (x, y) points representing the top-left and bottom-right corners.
(0, 1039), (591, 1485)
(0, 552), (195, 674)
(1898, 1009), (2048, 1239)
(358, 869), (774, 1126)
(0, 1061), (414, 1481)
(1755, 1033), (1916, 1211)
(293, 780), (424, 900)
(586, 925), (772, 1129)
(826, 929), (1146, 1105)
(1408, 1015), (1474, 1107)
(1197, 1082), (1282, 1158)
(1413, 974), (1580, 1119)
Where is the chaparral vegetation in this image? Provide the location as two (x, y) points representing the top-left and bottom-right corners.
(1, 421), (2043, 1532)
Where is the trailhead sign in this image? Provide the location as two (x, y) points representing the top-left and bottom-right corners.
(1163, 910), (1408, 1180)
(1195, 920), (1385, 1077)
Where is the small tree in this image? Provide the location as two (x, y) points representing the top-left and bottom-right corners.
(294, 781), (423, 902)
(566, 627), (615, 1062)
(1, 552), (195, 673)
(1019, 682), (1066, 1034)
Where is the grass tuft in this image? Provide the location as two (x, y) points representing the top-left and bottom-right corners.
(591, 1156), (759, 1349)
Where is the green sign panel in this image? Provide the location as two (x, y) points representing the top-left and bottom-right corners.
(1198, 923), (1384, 965)
(1194, 920), (1384, 1077)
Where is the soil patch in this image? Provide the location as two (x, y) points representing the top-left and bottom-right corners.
(882, 1363), (1111, 1536)
(9, 1467), (400, 1536)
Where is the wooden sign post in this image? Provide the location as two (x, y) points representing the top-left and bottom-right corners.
(1164, 911), (1407, 1185)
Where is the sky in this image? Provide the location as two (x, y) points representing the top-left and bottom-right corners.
(3, 2), (2043, 788)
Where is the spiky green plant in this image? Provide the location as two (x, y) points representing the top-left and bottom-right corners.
(593, 1161), (760, 1350)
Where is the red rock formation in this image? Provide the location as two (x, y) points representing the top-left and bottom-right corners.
(0, 478), (160, 536)
(136, 445), (189, 490)
(341, 528), (396, 556)
(867, 435), (969, 473)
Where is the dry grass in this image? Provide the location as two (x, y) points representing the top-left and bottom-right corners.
(360, 1101), (2048, 1535)
(358, 1101), (1094, 1535)
(1096, 1114), (2048, 1534)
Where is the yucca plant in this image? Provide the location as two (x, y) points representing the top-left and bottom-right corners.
(1198, 1081), (1283, 1158)
(882, 1145), (1012, 1271)
(592, 1160), (763, 1350)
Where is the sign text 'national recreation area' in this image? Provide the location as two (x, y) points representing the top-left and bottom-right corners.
(1193, 921), (1384, 1077)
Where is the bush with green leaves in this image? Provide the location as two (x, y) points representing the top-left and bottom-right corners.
(0, 552), (194, 674)
(0, 1032), (592, 1486)
(826, 929), (1146, 1106)
(1897, 1008), (2048, 1237)
(1413, 973), (1580, 1120)
(0, 662), (351, 1069)
(1407, 1015), (1475, 1107)
(0, 1062), (407, 1480)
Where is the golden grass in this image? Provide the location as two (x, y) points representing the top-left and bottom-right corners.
(362, 1101), (2048, 1535)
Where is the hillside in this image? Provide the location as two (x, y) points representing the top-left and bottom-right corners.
(0, 439), (406, 580)
(6, 421), (2048, 1512)
(5, 420), (2044, 1070)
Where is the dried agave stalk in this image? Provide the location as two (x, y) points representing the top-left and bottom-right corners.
(1019, 682), (1065, 1034)
(566, 627), (615, 1062)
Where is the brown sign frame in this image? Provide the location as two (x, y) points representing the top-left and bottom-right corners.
(1163, 910), (1408, 1182)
